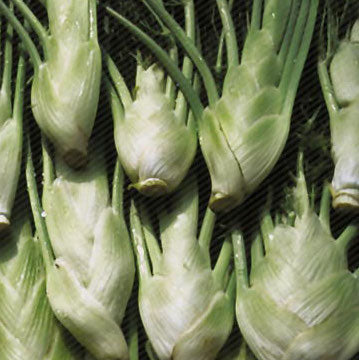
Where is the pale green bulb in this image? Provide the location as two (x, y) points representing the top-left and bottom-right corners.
(31, 0), (101, 168)
(114, 64), (196, 196)
(43, 156), (135, 360)
(233, 159), (359, 360)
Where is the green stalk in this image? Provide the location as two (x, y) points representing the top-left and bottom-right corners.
(106, 6), (204, 121)
(89, 0), (98, 40)
(250, 235), (264, 272)
(175, 0), (196, 123)
(10, 0), (47, 46)
(213, 238), (233, 284)
(232, 231), (249, 292)
(165, 45), (178, 108)
(106, 54), (133, 111)
(319, 184), (331, 233)
(337, 225), (359, 252)
(260, 212), (274, 250)
(153, 0), (178, 105)
(1, 20), (12, 99)
(215, 0), (235, 73)
(198, 207), (216, 250)
(277, 0), (297, 65)
(281, 0), (319, 115)
(105, 75), (125, 130)
(130, 200), (151, 280)
(112, 159), (124, 216)
(25, 139), (54, 273)
(226, 271), (236, 298)
(0, 1), (41, 68)
(140, 207), (162, 274)
(186, 71), (201, 131)
(12, 50), (25, 127)
(142, 0), (219, 105)
(317, 59), (339, 119)
(42, 136), (55, 189)
(251, 0), (263, 31)
(128, 318), (139, 360)
(279, 0), (309, 95)
(216, 0), (239, 68)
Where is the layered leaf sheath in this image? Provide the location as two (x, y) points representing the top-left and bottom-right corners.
(0, 0), (101, 167)
(117, 0), (318, 211)
(0, 25), (25, 229)
(233, 157), (359, 360)
(108, 63), (196, 197)
(0, 220), (79, 360)
(27, 147), (135, 360)
(319, 18), (359, 209)
(202, 0), (319, 211)
(107, 0), (197, 196)
(130, 183), (235, 360)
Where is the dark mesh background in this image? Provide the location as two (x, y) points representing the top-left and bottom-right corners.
(3, 0), (359, 359)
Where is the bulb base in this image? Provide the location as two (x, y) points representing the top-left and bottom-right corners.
(131, 178), (169, 197)
(332, 189), (359, 210)
(0, 214), (10, 232)
(209, 192), (237, 212)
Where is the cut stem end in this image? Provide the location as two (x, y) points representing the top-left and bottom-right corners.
(209, 192), (237, 212)
(332, 189), (359, 210)
(130, 178), (168, 197)
(0, 214), (10, 232)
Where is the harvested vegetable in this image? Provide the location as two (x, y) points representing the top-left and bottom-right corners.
(0, 219), (79, 360)
(107, 0), (197, 196)
(318, 16), (359, 209)
(0, 22), (24, 230)
(0, 0), (101, 168)
(130, 181), (235, 360)
(233, 155), (359, 360)
(107, 0), (318, 211)
(26, 142), (135, 360)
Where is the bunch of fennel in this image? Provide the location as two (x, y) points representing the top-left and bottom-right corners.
(106, 0), (197, 197)
(26, 143), (135, 360)
(0, 218), (79, 360)
(0, 21), (24, 230)
(130, 181), (235, 360)
(106, 0), (318, 212)
(318, 16), (359, 209)
(233, 156), (359, 360)
(0, 0), (101, 167)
